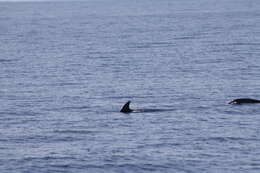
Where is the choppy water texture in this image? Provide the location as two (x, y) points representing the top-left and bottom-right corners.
(1, 0), (260, 172)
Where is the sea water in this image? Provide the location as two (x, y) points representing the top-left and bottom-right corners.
(0, 0), (260, 172)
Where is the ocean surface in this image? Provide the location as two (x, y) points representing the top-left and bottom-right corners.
(1, 0), (260, 172)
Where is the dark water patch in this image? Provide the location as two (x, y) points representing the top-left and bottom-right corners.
(0, 59), (18, 63)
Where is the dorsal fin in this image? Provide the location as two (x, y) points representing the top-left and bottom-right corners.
(120, 101), (132, 113)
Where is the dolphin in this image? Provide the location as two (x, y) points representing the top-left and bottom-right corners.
(120, 101), (172, 113)
(120, 101), (143, 113)
(228, 98), (260, 104)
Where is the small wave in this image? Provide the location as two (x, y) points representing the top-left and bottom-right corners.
(198, 136), (255, 143)
(61, 106), (89, 110)
(129, 42), (176, 49)
(68, 163), (177, 171)
(43, 106), (89, 113)
(0, 110), (41, 117)
(53, 130), (96, 135)
(174, 36), (196, 40)
(214, 42), (260, 46)
(24, 156), (76, 162)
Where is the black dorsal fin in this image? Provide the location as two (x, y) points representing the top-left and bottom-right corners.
(120, 101), (132, 113)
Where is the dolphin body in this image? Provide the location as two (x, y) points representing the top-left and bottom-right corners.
(228, 98), (260, 104)
(120, 101), (142, 113)
(120, 101), (167, 113)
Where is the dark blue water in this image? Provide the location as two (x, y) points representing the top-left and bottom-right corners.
(1, 0), (260, 172)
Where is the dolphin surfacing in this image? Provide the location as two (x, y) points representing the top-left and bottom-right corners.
(120, 101), (144, 113)
(120, 101), (173, 113)
(228, 98), (260, 104)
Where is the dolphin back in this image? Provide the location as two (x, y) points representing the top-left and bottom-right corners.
(228, 98), (260, 104)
